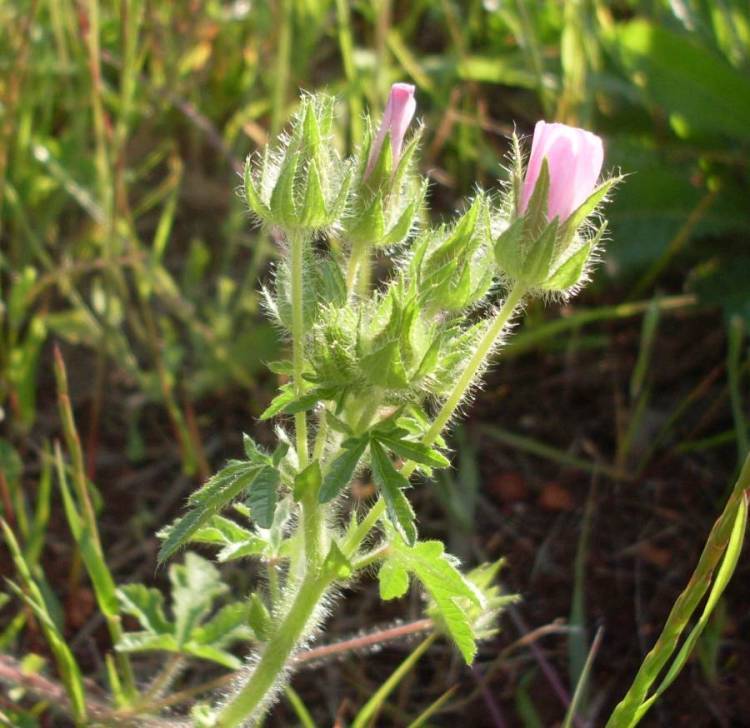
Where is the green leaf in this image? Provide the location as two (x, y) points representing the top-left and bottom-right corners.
(116, 632), (179, 653)
(324, 541), (352, 579)
(267, 360), (294, 376)
(522, 219), (559, 285)
(184, 645), (244, 670)
(391, 126), (423, 192)
(188, 461), (259, 506)
(301, 98), (322, 155)
(192, 515), (255, 546)
(244, 158), (270, 218)
(494, 216), (527, 280)
(632, 495), (747, 725)
(170, 553), (227, 647)
(350, 194), (386, 244)
(302, 161), (327, 227)
(378, 559), (410, 600)
(381, 189), (422, 246)
(158, 509), (210, 564)
(259, 385), (296, 420)
(365, 134), (394, 192)
(54, 449), (120, 620)
(270, 147), (300, 225)
(360, 339), (409, 389)
(217, 538), (267, 562)
(389, 538), (482, 664)
(558, 178), (619, 246)
(370, 440), (417, 545)
(542, 240), (593, 292)
(159, 468), (259, 563)
(523, 157), (550, 237)
(293, 461), (322, 501)
(117, 584), (172, 634)
(261, 385), (337, 420)
(373, 431), (450, 469)
(605, 20), (750, 141)
(2, 520), (87, 722)
(247, 466), (280, 528)
(271, 441), (290, 467)
(190, 601), (253, 647)
(319, 438), (368, 503)
(242, 434), (266, 463)
(325, 410), (353, 436)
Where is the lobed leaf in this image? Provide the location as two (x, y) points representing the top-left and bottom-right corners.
(117, 584), (172, 634)
(370, 441), (417, 545)
(319, 438), (368, 503)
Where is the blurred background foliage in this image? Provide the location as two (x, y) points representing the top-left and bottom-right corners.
(1, 0), (749, 725)
(1, 0), (748, 442)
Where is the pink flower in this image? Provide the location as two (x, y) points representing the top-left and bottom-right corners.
(365, 83), (417, 178)
(520, 121), (604, 223)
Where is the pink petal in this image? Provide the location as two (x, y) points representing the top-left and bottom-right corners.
(365, 83), (417, 178)
(520, 121), (605, 223)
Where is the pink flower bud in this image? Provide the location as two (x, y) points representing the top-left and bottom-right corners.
(365, 83), (417, 178)
(520, 121), (604, 223)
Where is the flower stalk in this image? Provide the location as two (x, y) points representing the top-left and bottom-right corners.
(290, 229), (309, 468)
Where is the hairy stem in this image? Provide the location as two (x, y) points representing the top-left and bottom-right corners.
(290, 229), (309, 467)
(423, 281), (527, 447)
(345, 239), (371, 299)
(214, 572), (331, 727)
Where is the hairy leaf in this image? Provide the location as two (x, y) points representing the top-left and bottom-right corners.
(373, 431), (450, 469)
(370, 440), (417, 545)
(319, 438), (368, 503)
(388, 538), (483, 663)
(247, 466), (280, 528)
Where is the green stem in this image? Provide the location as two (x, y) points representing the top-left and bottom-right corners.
(423, 282), (526, 447)
(301, 493), (323, 572)
(290, 229), (309, 467)
(344, 498), (386, 557)
(215, 572), (330, 727)
(351, 543), (390, 571)
(345, 239), (369, 296)
(312, 410), (329, 462)
(270, 0), (292, 136)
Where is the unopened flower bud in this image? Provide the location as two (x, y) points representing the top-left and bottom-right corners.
(520, 121), (603, 223)
(365, 83), (417, 179)
(495, 122), (618, 294)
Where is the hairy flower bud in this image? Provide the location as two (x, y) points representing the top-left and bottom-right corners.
(365, 83), (417, 179)
(494, 122), (618, 295)
(243, 94), (351, 231)
(344, 83), (424, 254)
(520, 121), (603, 223)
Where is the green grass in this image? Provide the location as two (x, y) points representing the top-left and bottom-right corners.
(1, 0), (749, 725)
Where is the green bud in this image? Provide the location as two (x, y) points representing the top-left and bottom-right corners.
(243, 94), (351, 232)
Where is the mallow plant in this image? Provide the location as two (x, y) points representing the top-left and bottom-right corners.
(9, 83), (743, 728)
(144, 85), (619, 726)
